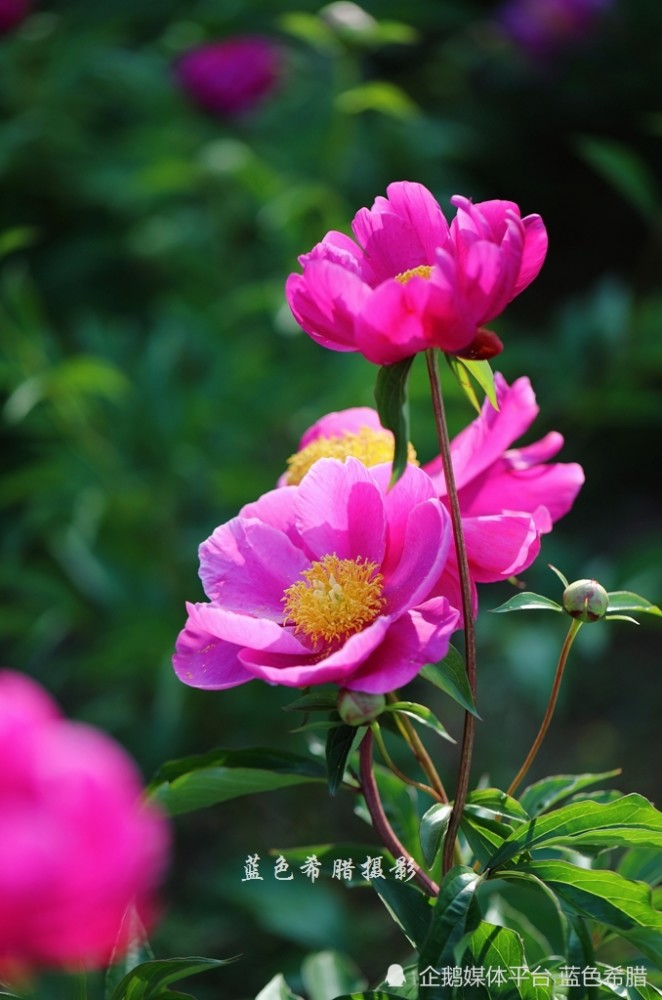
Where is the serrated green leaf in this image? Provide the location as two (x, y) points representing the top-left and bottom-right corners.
(487, 794), (662, 871)
(419, 646), (480, 717)
(420, 803), (453, 867)
(383, 702), (455, 742)
(519, 771), (622, 816)
(374, 357), (415, 488)
(147, 748), (325, 816)
(108, 957), (236, 1000)
(326, 724), (365, 796)
(418, 866), (482, 971)
(301, 951), (366, 1000)
(373, 877), (434, 949)
(606, 591), (662, 617)
(490, 593), (564, 614)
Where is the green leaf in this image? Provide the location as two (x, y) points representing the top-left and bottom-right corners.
(0, 226), (38, 259)
(518, 771), (622, 816)
(105, 908), (155, 999)
(574, 135), (660, 219)
(418, 866), (482, 971)
(147, 747), (325, 816)
(446, 354), (482, 413)
(374, 357), (415, 488)
(419, 646), (480, 717)
(373, 877), (434, 949)
(282, 688), (339, 712)
(335, 82), (418, 120)
(515, 861), (662, 960)
(331, 994), (404, 999)
(606, 591), (662, 617)
(595, 973), (662, 999)
(487, 794), (662, 870)
(420, 803), (453, 867)
(255, 973), (304, 1000)
(466, 789), (530, 825)
(461, 921), (554, 999)
(383, 702), (455, 742)
(460, 812), (508, 870)
(456, 358), (499, 410)
(618, 847), (662, 887)
(326, 724), (365, 796)
(108, 957), (236, 1000)
(490, 593), (563, 614)
(301, 951), (366, 1000)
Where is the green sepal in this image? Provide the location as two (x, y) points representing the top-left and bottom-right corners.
(490, 592), (564, 614)
(419, 645), (480, 717)
(374, 356), (415, 488)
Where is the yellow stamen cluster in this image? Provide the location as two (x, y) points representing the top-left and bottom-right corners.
(282, 554), (386, 645)
(394, 264), (434, 284)
(285, 427), (418, 486)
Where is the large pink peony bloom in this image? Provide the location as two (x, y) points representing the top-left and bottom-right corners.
(0, 670), (169, 975)
(285, 182), (548, 365)
(278, 373), (584, 615)
(175, 36), (281, 118)
(173, 458), (460, 695)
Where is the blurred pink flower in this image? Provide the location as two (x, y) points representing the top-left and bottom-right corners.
(175, 36), (281, 118)
(0, 670), (169, 976)
(174, 458), (459, 695)
(498, 0), (611, 59)
(285, 181), (547, 365)
(278, 374), (584, 615)
(0, 0), (29, 34)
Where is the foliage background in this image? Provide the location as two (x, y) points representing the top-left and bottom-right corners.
(0, 0), (660, 996)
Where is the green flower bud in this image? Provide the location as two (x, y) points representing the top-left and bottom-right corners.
(337, 688), (386, 726)
(562, 578), (609, 622)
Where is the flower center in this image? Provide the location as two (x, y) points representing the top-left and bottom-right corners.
(282, 554), (385, 645)
(285, 427), (418, 486)
(394, 264), (434, 284)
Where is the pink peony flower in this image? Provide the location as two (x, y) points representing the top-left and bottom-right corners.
(285, 182), (548, 365)
(175, 36), (281, 118)
(173, 458), (460, 695)
(0, 670), (169, 975)
(0, 0), (29, 34)
(278, 374), (584, 615)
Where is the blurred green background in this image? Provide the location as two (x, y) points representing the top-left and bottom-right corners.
(1, 0), (661, 996)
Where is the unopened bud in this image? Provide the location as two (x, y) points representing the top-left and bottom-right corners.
(337, 688), (385, 726)
(562, 579), (609, 622)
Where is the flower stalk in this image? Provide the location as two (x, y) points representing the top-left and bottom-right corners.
(425, 349), (478, 875)
(507, 617), (583, 796)
(359, 728), (439, 897)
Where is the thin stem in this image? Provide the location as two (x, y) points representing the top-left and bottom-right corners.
(425, 349), (478, 875)
(507, 618), (583, 797)
(386, 691), (448, 802)
(371, 722), (440, 800)
(359, 729), (439, 897)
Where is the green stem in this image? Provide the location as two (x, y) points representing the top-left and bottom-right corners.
(359, 729), (439, 897)
(371, 722), (440, 800)
(507, 618), (583, 797)
(425, 349), (478, 875)
(386, 691), (448, 802)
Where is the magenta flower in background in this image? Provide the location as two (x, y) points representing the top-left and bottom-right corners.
(0, 0), (29, 34)
(173, 458), (460, 695)
(498, 0), (611, 60)
(0, 670), (169, 976)
(285, 182), (548, 365)
(175, 36), (281, 118)
(278, 373), (584, 615)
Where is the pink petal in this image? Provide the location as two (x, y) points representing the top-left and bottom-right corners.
(199, 516), (309, 616)
(240, 485), (299, 544)
(184, 602), (308, 654)
(173, 616), (253, 690)
(458, 457), (585, 523)
(298, 407), (383, 449)
(382, 500), (451, 615)
(345, 598), (460, 693)
(463, 513), (541, 581)
(293, 458), (386, 563)
(513, 214), (548, 295)
(285, 260), (369, 351)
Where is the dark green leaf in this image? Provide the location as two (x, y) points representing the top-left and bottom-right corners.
(383, 702), (455, 742)
(461, 921), (554, 999)
(490, 593), (563, 614)
(148, 748), (325, 816)
(374, 357), (415, 487)
(373, 877), (434, 949)
(466, 789), (530, 824)
(326, 724), (365, 796)
(108, 957), (236, 1000)
(606, 591), (662, 617)
(420, 803), (453, 867)
(418, 866), (482, 971)
(419, 646), (480, 717)
(618, 847), (662, 887)
(518, 771), (622, 816)
(460, 813), (508, 870)
(282, 688), (339, 712)
(487, 794), (662, 870)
